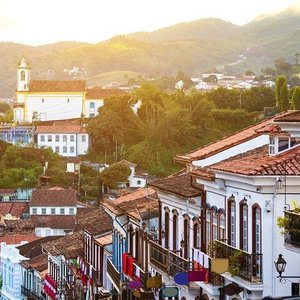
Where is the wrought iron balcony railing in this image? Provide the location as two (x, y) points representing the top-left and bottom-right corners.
(211, 240), (263, 282)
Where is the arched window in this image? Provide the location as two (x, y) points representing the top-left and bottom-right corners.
(240, 200), (248, 251)
(164, 210), (169, 249)
(252, 205), (261, 254)
(212, 209), (218, 241)
(205, 210), (211, 246)
(228, 196), (236, 247)
(20, 70), (25, 81)
(193, 221), (201, 249)
(183, 216), (190, 259)
(172, 210), (178, 251)
(219, 212), (225, 240)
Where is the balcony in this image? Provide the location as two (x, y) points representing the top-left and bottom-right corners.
(21, 286), (42, 300)
(211, 240), (263, 283)
(107, 258), (121, 289)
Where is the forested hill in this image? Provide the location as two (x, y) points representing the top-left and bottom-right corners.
(1, 5), (300, 97)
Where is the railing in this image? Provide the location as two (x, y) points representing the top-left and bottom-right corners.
(149, 241), (192, 275)
(91, 269), (102, 286)
(107, 258), (120, 289)
(211, 240), (263, 282)
(133, 262), (146, 283)
(21, 286), (43, 300)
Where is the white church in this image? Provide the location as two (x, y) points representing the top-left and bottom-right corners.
(13, 57), (125, 123)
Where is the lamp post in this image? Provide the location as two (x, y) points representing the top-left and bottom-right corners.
(274, 254), (300, 282)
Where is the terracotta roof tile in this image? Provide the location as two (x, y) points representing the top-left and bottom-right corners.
(30, 215), (76, 229)
(0, 234), (39, 245)
(149, 173), (202, 198)
(191, 168), (216, 181)
(274, 110), (300, 122)
(86, 87), (126, 99)
(210, 145), (300, 176)
(95, 234), (112, 246)
(21, 254), (48, 272)
(42, 231), (83, 258)
(30, 188), (78, 207)
(17, 235), (61, 258)
(102, 188), (159, 220)
(0, 202), (29, 218)
(76, 207), (112, 236)
(36, 125), (86, 134)
(175, 111), (295, 163)
(29, 80), (86, 93)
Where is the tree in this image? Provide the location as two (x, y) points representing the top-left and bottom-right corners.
(99, 163), (131, 189)
(276, 76), (289, 111)
(274, 58), (291, 75)
(292, 87), (300, 110)
(244, 70), (255, 76)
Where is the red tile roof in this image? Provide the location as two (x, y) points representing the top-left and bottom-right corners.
(0, 202), (29, 218)
(102, 188), (159, 220)
(29, 80), (86, 93)
(36, 125), (86, 134)
(175, 111), (295, 163)
(30, 188), (78, 207)
(149, 173), (202, 197)
(30, 215), (76, 229)
(274, 110), (300, 122)
(21, 254), (48, 272)
(0, 234), (39, 246)
(210, 145), (300, 176)
(86, 87), (126, 99)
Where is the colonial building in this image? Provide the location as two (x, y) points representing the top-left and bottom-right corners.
(14, 57), (125, 123)
(29, 187), (79, 236)
(36, 124), (89, 157)
(148, 110), (300, 300)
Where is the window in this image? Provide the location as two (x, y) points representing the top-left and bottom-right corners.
(219, 213), (225, 240)
(183, 217), (190, 259)
(89, 102), (95, 111)
(42, 208), (46, 215)
(172, 212), (178, 251)
(20, 70), (25, 81)
(278, 137), (289, 152)
(67, 98), (70, 103)
(63, 135), (67, 142)
(193, 221), (201, 249)
(42, 98), (44, 103)
(228, 197), (236, 247)
(89, 113), (95, 118)
(51, 208), (55, 215)
(164, 210), (169, 249)
(32, 208), (37, 215)
(55, 146), (59, 153)
(48, 135), (52, 142)
(60, 208), (65, 215)
(269, 136), (275, 155)
(212, 211), (218, 241)
(290, 137), (300, 148)
(69, 208), (74, 215)
(137, 180), (141, 185)
(40, 135), (45, 142)
(63, 146), (67, 153)
(206, 210), (211, 246)
(240, 201), (248, 252)
(55, 135), (59, 142)
(81, 135), (86, 142)
(252, 205), (262, 277)
(70, 146), (74, 153)
(70, 135), (75, 142)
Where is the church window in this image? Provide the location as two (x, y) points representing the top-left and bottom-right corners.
(20, 70), (25, 81)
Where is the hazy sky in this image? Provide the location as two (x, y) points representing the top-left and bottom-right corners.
(0, 0), (297, 46)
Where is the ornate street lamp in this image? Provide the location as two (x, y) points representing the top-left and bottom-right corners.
(274, 254), (300, 281)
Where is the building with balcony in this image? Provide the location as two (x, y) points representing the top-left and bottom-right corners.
(148, 110), (300, 300)
(101, 187), (159, 299)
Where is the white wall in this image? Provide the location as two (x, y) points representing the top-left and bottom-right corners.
(35, 227), (66, 237)
(84, 99), (104, 118)
(30, 206), (77, 215)
(25, 93), (84, 122)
